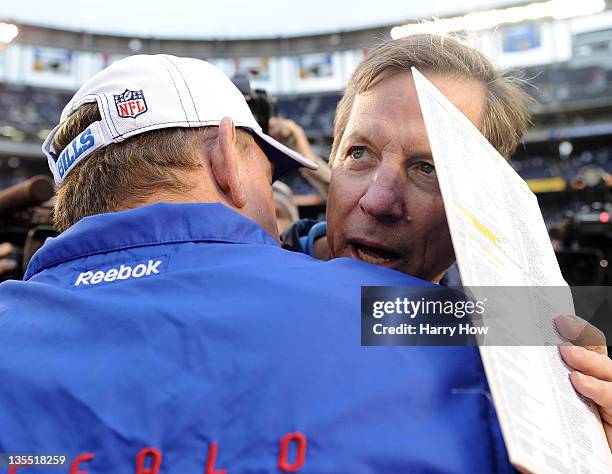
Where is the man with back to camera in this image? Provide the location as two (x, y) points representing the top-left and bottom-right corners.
(0, 54), (516, 472)
(282, 34), (612, 447)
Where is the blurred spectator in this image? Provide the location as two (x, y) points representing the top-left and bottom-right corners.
(269, 116), (331, 198)
(0, 84), (71, 140)
(272, 181), (299, 234)
(0, 242), (17, 276)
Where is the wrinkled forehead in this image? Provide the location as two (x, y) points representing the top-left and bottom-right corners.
(344, 71), (486, 144)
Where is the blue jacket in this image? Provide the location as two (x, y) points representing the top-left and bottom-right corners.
(0, 203), (510, 473)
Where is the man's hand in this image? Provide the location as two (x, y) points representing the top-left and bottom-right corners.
(269, 117), (307, 152)
(556, 315), (612, 448)
(268, 117), (331, 197)
(0, 242), (17, 275)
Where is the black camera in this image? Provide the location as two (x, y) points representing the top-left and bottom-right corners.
(553, 203), (611, 285)
(231, 73), (276, 134)
(0, 176), (57, 281)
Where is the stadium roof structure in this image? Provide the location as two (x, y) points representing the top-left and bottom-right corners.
(4, 0), (522, 40)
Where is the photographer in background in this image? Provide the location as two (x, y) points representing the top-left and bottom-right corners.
(0, 174), (55, 280)
(233, 73), (331, 199)
(0, 182), (18, 277)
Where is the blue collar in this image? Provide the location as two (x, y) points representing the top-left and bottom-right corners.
(25, 203), (279, 280)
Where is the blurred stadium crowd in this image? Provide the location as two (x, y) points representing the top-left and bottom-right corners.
(2, 63), (612, 185)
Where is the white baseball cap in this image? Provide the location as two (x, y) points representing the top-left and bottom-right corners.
(42, 54), (318, 184)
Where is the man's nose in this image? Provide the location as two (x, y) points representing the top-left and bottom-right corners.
(358, 164), (404, 223)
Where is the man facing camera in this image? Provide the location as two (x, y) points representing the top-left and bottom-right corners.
(285, 34), (532, 281)
(284, 34), (612, 447)
(0, 55), (511, 472)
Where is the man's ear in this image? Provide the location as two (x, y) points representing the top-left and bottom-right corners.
(210, 116), (246, 208)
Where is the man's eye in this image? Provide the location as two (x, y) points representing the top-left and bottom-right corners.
(348, 146), (366, 160)
(419, 162), (435, 174)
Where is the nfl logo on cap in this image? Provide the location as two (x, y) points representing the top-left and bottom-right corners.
(114, 89), (148, 118)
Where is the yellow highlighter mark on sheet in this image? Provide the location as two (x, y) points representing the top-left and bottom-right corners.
(455, 203), (501, 246)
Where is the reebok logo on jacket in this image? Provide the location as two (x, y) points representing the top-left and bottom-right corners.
(74, 259), (163, 286)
